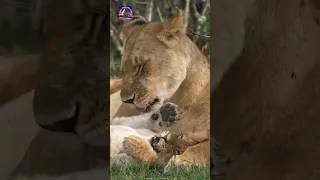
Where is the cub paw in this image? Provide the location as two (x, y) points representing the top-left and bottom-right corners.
(123, 136), (148, 157)
(153, 102), (181, 127)
(122, 135), (157, 164)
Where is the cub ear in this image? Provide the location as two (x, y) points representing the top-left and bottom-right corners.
(120, 16), (148, 41)
(157, 8), (186, 47)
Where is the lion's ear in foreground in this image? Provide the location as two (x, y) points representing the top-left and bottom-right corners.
(157, 8), (186, 47)
(120, 16), (148, 41)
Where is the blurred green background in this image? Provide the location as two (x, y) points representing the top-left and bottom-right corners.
(110, 0), (210, 78)
(0, 0), (210, 78)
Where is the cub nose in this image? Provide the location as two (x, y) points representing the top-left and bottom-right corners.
(120, 90), (135, 104)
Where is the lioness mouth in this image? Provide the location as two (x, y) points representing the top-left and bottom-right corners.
(146, 98), (160, 112)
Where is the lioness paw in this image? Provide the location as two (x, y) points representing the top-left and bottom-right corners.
(159, 102), (181, 126)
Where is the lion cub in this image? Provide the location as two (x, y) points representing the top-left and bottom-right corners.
(120, 131), (197, 167)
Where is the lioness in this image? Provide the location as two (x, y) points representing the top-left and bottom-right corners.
(112, 8), (210, 172)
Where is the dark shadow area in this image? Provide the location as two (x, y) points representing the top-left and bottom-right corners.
(0, 0), (110, 179)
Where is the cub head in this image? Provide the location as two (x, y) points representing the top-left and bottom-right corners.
(150, 131), (197, 164)
(119, 8), (191, 111)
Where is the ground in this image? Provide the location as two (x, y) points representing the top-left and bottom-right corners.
(111, 164), (210, 180)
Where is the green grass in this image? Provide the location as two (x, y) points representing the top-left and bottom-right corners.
(110, 164), (210, 180)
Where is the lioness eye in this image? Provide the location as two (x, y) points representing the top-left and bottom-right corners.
(179, 134), (183, 138)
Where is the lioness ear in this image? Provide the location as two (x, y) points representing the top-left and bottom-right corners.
(157, 8), (186, 47)
(163, 8), (186, 33)
(120, 16), (148, 41)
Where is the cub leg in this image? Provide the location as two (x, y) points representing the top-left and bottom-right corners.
(164, 140), (210, 174)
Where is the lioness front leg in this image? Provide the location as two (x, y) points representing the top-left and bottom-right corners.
(111, 102), (181, 131)
(164, 140), (210, 174)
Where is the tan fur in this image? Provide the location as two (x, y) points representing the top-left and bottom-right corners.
(115, 8), (210, 173)
(212, 0), (320, 179)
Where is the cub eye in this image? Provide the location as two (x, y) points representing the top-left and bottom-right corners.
(175, 149), (182, 155)
(178, 134), (183, 139)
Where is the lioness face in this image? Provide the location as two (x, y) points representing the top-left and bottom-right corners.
(120, 39), (187, 111)
(120, 10), (188, 111)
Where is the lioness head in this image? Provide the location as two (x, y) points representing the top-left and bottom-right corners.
(119, 8), (191, 111)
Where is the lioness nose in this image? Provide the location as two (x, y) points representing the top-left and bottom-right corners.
(123, 98), (134, 104)
(120, 90), (135, 104)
